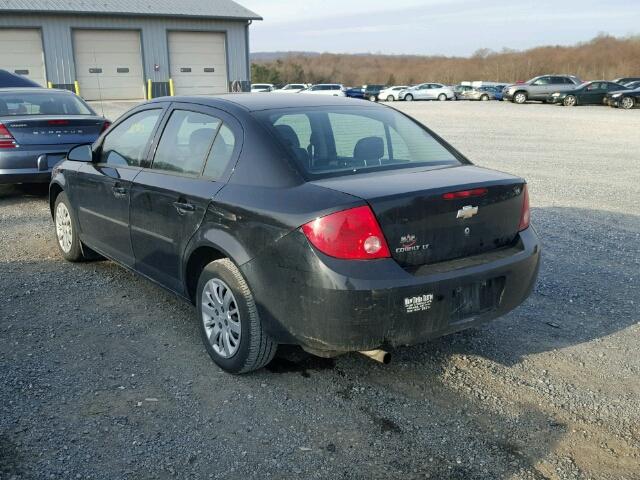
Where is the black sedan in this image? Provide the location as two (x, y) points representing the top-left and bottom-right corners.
(49, 94), (540, 373)
(0, 88), (109, 184)
(606, 87), (640, 109)
(547, 81), (628, 106)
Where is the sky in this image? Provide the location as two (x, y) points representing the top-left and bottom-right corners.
(240, 0), (640, 56)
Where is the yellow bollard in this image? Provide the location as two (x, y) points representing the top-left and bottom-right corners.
(74, 81), (80, 96)
(47, 81), (53, 88)
(169, 78), (174, 96)
(147, 79), (152, 100)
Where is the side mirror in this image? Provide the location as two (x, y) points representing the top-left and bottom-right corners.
(67, 144), (93, 162)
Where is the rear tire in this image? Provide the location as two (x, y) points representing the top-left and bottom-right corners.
(480, 94), (490, 101)
(404, 94), (414, 101)
(368, 95), (377, 102)
(620, 96), (635, 109)
(513, 91), (527, 104)
(438, 93), (447, 101)
(54, 192), (85, 262)
(197, 258), (277, 374)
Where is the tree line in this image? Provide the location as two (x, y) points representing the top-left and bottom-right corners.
(251, 34), (640, 86)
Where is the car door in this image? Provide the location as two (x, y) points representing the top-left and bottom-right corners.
(581, 82), (604, 104)
(414, 84), (429, 100)
(529, 76), (550, 99)
(73, 107), (165, 266)
(129, 104), (241, 293)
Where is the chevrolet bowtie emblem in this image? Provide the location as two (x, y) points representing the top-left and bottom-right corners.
(456, 205), (478, 219)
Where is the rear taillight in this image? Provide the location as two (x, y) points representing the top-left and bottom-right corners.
(518, 184), (530, 231)
(48, 119), (69, 126)
(0, 123), (17, 149)
(101, 121), (111, 134)
(442, 187), (488, 200)
(301, 205), (391, 260)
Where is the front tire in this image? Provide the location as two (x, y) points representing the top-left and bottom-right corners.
(404, 94), (414, 101)
(368, 95), (377, 102)
(620, 96), (635, 109)
(563, 95), (577, 107)
(54, 192), (84, 262)
(438, 93), (447, 101)
(197, 258), (277, 374)
(480, 94), (490, 101)
(513, 91), (527, 104)
(386, 95), (394, 102)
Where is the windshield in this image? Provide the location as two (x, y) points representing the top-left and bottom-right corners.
(256, 106), (462, 179)
(0, 91), (93, 116)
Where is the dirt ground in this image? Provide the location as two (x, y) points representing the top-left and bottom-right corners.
(1, 100), (638, 479)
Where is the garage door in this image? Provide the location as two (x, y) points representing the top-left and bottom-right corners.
(0, 29), (46, 86)
(168, 31), (228, 96)
(73, 30), (144, 101)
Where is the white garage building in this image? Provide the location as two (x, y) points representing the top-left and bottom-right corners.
(0, 0), (260, 100)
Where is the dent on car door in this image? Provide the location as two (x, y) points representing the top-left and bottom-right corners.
(73, 108), (164, 266)
(129, 105), (241, 294)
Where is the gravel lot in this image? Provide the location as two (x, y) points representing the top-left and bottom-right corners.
(1, 100), (639, 480)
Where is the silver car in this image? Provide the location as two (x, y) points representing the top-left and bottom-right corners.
(398, 83), (454, 101)
(503, 75), (581, 104)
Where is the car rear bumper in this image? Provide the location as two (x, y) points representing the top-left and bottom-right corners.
(0, 145), (71, 184)
(242, 227), (541, 353)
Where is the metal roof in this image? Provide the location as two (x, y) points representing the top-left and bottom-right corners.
(0, 0), (262, 20)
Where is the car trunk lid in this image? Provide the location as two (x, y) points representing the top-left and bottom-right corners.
(1, 116), (105, 146)
(312, 165), (526, 268)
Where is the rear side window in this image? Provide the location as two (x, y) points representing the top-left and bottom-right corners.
(152, 110), (220, 176)
(203, 124), (236, 179)
(100, 109), (161, 167)
(258, 106), (460, 179)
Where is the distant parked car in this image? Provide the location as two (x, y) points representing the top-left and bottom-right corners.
(612, 77), (640, 86)
(250, 83), (274, 93)
(0, 69), (42, 89)
(0, 88), (109, 184)
(548, 81), (628, 106)
(453, 85), (474, 100)
(399, 83), (454, 101)
(300, 84), (346, 97)
(461, 86), (501, 101)
(345, 87), (366, 99)
(363, 85), (386, 101)
(272, 84), (308, 93)
(503, 75), (582, 104)
(606, 87), (640, 109)
(378, 86), (409, 102)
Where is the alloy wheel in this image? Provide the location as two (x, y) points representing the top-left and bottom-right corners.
(386, 95), (394, 102)
(201, 278), (241, 358)
(438, 94), (447, 101)
(514, 92), (527, 104)
(564, 95), (577, 107)
(55, 202), (73, 253)
(621, 97), (635, 109)
(405, 94), (413, 101)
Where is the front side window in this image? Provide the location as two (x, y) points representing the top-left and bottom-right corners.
(152, 110), (220, 176)
(100, 109), (161, 167)
(259, 106), (461, 179)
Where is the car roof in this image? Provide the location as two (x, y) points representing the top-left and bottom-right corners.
(150, 93), (377, 112)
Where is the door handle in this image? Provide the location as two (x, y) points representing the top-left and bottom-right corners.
(112, 185), (127, 197)
(173, 201), (196, 215)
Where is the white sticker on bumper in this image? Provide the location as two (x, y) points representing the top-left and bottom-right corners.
(404, 294), (434, 313)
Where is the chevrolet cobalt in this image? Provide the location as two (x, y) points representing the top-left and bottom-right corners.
(50, 95), (540, 373)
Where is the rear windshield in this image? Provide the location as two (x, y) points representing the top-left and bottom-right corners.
(256, 106), (462, 179)
(0, 92), (93, 116)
